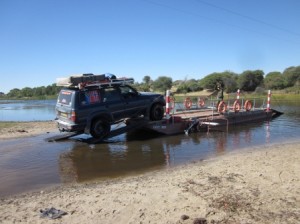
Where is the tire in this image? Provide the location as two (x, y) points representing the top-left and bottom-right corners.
(150, 104), (164, 121)
(90, 118), (111, 139)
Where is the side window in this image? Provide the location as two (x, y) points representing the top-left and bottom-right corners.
(119, 86), (137, 99)
(103, 87), (121, 102)
(80, 89), (101, 106)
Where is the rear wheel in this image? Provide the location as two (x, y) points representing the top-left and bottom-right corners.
(150, 104), (164, 121)
(90, 118), (111, 139)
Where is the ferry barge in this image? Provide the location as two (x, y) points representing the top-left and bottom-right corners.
(142, 107), (282, 135)
(140, 90), (282, 135)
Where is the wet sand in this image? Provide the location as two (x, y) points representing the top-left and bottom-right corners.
(0, 121), (57, 140)
(0, 126), (299, 224)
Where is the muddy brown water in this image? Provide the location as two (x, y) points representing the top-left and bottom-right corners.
(0, 101), (300, 197)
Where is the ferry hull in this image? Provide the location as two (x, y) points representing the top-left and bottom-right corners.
(143, 109), (282, 135)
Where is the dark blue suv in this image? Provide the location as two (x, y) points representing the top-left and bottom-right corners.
(55, 74), (165, 139)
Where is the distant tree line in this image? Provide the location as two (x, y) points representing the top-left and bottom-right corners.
(133, 65), (300, 94)
(3, 84), (62, 99)
(1, 65), (300, 99)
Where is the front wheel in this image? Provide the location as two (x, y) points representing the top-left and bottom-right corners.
(90, 118), (111, 139)
(150, 104), (164, 121)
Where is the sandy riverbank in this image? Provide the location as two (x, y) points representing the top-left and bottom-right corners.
(0, 140), (299, 223)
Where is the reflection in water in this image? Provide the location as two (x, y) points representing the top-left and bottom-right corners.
(59, 135), (167, 183)
(265, 121), (270, 144)
(215, 132), (226, 154)
(232, 130), (240, 149)
(244, 128), (252, 144)
(58, 120), (276, 183)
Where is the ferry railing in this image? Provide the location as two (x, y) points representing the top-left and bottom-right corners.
(168, 89), (271, 116)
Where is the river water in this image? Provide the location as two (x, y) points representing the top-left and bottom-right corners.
(0, 100), (56, 121)
(0, 98), (299, 197)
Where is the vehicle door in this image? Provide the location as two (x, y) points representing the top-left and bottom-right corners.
(77, 89), (103, 126)
(119, 85), (146, 118)
(102, 86), (125, 121)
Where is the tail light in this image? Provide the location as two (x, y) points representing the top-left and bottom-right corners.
(70, 111), (76, 122)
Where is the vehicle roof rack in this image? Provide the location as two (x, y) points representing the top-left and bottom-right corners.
(56, 73), (134, 88)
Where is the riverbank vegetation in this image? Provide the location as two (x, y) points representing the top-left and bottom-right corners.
(0, 84), (61, 100)
(133, 65), (300, 95)
(1, 65), (299, 100)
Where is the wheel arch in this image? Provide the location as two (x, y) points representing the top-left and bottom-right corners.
(84, 112), (112, 134)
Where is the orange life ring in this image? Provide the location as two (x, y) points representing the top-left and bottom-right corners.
(233, 100), (241, 112)
(198, 98), (205, 107)
(244, 100), (252, 111)
(217, 101), (227, 113)
(184, 97), (192, 109)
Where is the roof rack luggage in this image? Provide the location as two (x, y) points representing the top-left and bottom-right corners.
(56, 73), (134, 88)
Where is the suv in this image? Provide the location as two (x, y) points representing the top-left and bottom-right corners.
(55, 74), (165, 139)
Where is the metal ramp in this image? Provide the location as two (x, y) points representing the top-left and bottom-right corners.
(46, 118), (149, 143)
(87, 118), (149, 144)
(46, 131), (84, 142)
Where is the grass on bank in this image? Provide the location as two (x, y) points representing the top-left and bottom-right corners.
(0, 121), (48, 130)
(172, 89), (300, 105)
(0, 122), (18, 129)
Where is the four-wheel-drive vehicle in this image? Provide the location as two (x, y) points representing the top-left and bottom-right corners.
(55, 73), (165, 139)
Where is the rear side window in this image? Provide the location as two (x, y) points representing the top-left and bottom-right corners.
(58, 90), (73, 105)
(80, 89), (101, 106)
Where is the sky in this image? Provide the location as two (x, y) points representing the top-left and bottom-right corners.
(1, 0), (299, 93)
